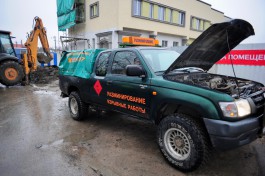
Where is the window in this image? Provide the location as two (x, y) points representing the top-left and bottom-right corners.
(75, 0), (86, 23)
(204, 21), (211, 30)
(111, 51), (140, 75)
(165, 8), (171, 22)
(92, 38), (95, 48)
(191, 17), (210, 31)
(179, 12), (185, 25)
(158, 7), (165, 21)
(132, 0), (185, 26)
(153, 4), (159, 19)
(141, 1), (149, 17)
(90, 2), (99, 18)
(87, 39), (90, 48)
(173, 41), (179, 47)
(171, 10), (185, 25)
(0, 33), (15, 56)
(95, 52), (111, 76)
(162, 40), (168, 47)
(149, 4), (154, 18)
(195, 18), (200, 30)
(133, 0), (141, 16)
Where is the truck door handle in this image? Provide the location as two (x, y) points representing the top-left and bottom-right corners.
(106, 81), (112, 85)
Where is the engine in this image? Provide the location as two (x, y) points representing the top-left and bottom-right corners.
(164, 72), (264, 99)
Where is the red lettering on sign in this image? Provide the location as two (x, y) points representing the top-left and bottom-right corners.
(94, 80), (102, 96)
(216, 50), (265, 66)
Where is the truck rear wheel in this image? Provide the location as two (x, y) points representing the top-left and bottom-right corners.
(68, 91), (88, 121)
(0, 61), (24, 86)
(157, 114), (210, 172)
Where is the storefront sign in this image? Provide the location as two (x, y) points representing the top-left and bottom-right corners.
(216, 50), (265, 66)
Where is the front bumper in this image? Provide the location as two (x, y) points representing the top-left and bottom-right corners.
(204, 113), (264, 150)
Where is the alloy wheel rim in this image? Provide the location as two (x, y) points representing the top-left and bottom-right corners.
(70, 98), (78, 115)
(164, 128), (191, 160)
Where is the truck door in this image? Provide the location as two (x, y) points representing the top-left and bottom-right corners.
(106, 50), (151, 119)
(89, 51), (112, 106)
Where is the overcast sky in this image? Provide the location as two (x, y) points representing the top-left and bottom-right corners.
(0, 0), (58, 47)
(0, 0), (264, 48)
(202, 0), (265, 43)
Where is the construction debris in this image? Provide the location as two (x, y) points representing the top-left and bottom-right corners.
(30, 66), (59, 84)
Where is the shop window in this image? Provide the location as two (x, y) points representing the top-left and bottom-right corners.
(173, 41), (179, 47)
(162, 40), (168, 47)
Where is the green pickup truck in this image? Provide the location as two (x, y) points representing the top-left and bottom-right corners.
(59, 19), (265, 172)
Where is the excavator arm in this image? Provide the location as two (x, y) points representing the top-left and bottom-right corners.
(23, 16), (53, 83)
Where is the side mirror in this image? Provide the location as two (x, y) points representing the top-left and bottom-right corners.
(126, 65), (146, 78)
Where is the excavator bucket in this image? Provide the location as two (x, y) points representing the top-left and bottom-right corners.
(37, 53), (53, 64)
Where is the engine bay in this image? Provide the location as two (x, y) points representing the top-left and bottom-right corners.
(164, 72), (264, 99)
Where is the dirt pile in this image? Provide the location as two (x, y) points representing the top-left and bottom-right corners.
(30, 66), (59, 84)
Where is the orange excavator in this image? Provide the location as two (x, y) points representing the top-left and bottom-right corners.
(23, 16), (53, 84)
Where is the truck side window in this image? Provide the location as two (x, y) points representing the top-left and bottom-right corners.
(111, 51), (140, 75)
(95, 52), (111, 76)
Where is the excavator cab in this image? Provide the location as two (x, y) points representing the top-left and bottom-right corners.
(0, 30), (24, 86)
(0, 31), (16, 57)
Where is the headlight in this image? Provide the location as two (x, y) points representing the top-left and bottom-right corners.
(235, 99), (251, 117)
(219, 99), (251, 118)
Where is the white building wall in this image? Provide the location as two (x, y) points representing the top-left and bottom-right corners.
(156, 34), (183, 47)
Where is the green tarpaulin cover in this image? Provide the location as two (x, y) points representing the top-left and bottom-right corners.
(59, 49), (105, 79)
(57, 0), (76, 31)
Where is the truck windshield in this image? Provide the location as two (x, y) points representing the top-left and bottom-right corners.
(140, 49), (180, 73)
(0, 33), (15, 56)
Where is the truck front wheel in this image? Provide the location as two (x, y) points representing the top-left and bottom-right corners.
(157, 114), (210, 172)
(68, 91), (88, 121)
(0, 61), (24, 86)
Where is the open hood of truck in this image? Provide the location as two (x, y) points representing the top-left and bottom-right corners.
(165, 19), (254, 74)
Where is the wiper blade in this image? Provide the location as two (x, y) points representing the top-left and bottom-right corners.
(154, 70), (165, 74)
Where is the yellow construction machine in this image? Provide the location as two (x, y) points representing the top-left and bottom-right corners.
(23, 16), (53, 84)
(0, 16), (53, 86)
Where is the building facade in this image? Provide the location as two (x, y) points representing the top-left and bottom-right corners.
(66, 0), (230, 49)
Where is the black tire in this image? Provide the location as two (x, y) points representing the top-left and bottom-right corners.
(157, 114), (210, 172)
(0, 61), (24, 86)
(68, 91), (88, 121)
